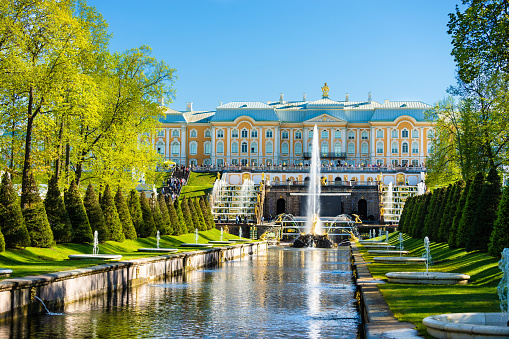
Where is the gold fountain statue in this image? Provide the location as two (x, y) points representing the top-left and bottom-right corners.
(309, 214), (319, 235)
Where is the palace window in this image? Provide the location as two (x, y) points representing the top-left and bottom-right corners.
(361, 142), (368, 155)
(217, 159), (224, 166)
(427, 142), (432, 154)
(251, 142), (258, 154)
(412, 129), (419, 138)
(412, 159), (419, 167)
(412, 142), (419, 153)
(232, 141), (239, 153)
(216, 141), (224, 154)
(282, 142), (289, 155)
(251, 129), (258, 138)
(205, 129), (211, 138)
(321, 142), (328, 154)
(266, 129), (273, 138)
(171, 142), (180, 155)
(294, 142), (302, 155)
(392, 159), (399, 166)
(231, 159), (238, 165)
(204, 141), (211, 155)
(334, 130), (341, 139)
(241, 142), (248, 153)
(157, 129), (165, 137)
(361, 131), (368, 140)
(402, 142), (409, 153)
(295, 130), (302, 139)
(348, 143), (355, 155)
(377, 142), (383, 153)
(266, 141), (273, 154)
(376, 159), (384, 166)
(308, 142), (313, 153)
(391, 142), (398, 154)
(189, 159), (197, 166)
(427, 129), (435, 139)
(189, 142), (197, 155)
(321, 130), (328, 139)
(282, 130), (289, 139)
(334, 142), (341, 154)
(402, 129), (409, 138)
(241, 129), (248, 138)
(190, 129), (197, 138)
(402, 160), (408, 166)
(217, 129), (224, 138)
(309, 130), (314, 139)
(232, 129), (239, 138)
(376, 129), (384, 138)
(156, 141), (165, 155)
(391, 129), (398, 138)
(172, 129), (180, 137)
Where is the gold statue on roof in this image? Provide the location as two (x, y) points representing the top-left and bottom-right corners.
(321, 82), (330, 98)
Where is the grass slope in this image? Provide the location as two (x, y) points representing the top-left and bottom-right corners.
(179, 172), (216, 198)
(0, 228), (248, 279)
(357, 232), (503, 337)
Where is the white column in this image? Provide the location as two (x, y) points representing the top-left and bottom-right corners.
(303, 127), (308, 153)
(370, 127), (375, 156)
(342, 127), (347, 153)
(180, 126), (186, 165)
(289, 128), (293, 162)
(211, 126), (216, 163)
(356, 129), (360, 159)
(275, 126), (280, 163)
(259, 127), (262, 165)
(165, 128), (170, 159)
(226, 127), (230, 162)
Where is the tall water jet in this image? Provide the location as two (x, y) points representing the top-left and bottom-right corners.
(306, 125), (322, 234)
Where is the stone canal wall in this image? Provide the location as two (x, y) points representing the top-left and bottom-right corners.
(0, 242), (267, 321)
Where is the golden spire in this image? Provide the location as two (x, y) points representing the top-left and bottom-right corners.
(321, 82), (330, 98)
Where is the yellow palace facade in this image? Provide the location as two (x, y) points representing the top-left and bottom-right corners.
(155, 84), (435, 170)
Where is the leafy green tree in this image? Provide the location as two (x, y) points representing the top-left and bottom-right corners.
(488, 185), (509, 258)
(467, 168), (501, 252)
(449, 180), (471, 248)
(64, 180), (93, 243)
(22, 173), (54, 247)
(180, 198), (195, 233)
(167, 199), (183, 235)
(83, 184), (107, 242)
(199, 196), (215, 230)
(139, 192), (156, 238)
(114, 187), (136, 240)
(457, 172), (485, 249)
(0, 229), (4, 252)
(157, 194), (172, 235)
(128, 189), (143, 237)
(0, 173), (30, 248)
(100, 185), (124, 242)
(44, 175), (72, 243)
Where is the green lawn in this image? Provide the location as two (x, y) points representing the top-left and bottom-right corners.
(180, 172), (217, 198)
(0, 228), (249, 279)
(357, 233), (503, 337)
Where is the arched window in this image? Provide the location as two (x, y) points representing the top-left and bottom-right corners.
(266, 129), (273, 138)
(412, 142), (419, 153)
(402, 129), (409, 138)
(361, 142), (368, 155)
(294, 142), (302, 155)
(251, 142), (257, 154)
(156, 141), (165, 155)
(348, 131), (355, 139)
(190, 129), (197, 138)
(189, 142), (197, 155)
(189, 159), (197, 166)
(427, 129), (435, 138)
(266, 141), (273, 154)
(427, 142), (432, 154)
(334, 130), (341, 139)
(171, 142), (180, 155)
(334, 142), (341, 154)
(251, 129), (258, 138)
(232, 129), (239, 138)
(232, 141), (239, 153)
(204, 141), (211, 155)
(282, 130), (289, 139)
(282, 142), (289, 155)
(321, 142), (328, 154)
(172, 129), (180, 137)
(348, 143), (355, 155)
(204, 129), (211, 138)
(391, 129), (398, 138)
(391, 142), (398, 154)
(321, 130), (328, 139)
(377, 142), (383, 153)
(412, 129), (419, 138)
(402, 142), (409, 153)
(295, 130), (302, 139)
(216, 141), (224, 154)
(241, 141), (248, 153)
(241, 129), (248, 138)
(361, 131), (368, 140)
(217, 129), (224, 138)
(376, 129), (384, 138)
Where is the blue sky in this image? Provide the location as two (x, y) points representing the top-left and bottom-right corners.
(87, 0), (462, 111)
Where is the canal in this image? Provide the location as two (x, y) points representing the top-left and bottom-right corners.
(1, 246), (360, 338)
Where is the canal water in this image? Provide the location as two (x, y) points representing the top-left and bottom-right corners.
(1, 246), (360, 338)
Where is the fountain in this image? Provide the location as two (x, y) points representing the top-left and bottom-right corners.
(293, 125), (333, 248)
(209, 226), (234, 245)
(69, 231), (122, 260)
(423, 248), (509, 338)
(367, 232), (409, 255)
(181, 228), (213, 248)
(0, 268), (13, 277)
(138, 230), (178, 253)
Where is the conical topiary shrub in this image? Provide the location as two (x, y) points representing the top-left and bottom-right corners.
(128, 189), (143, 237)
(64, 180), (93, 243)
(21, 173), (54, 247)
(167, 199), (182, 235)
(44, 175), (72, 243)
(139, 192), (156, 237)
(151, 194), (165, 235)
(199, 196), (215, 230)
(0, 229), (4, 252)
(181, 198), (195, 233)
(83, 184), (108, 242)
(0, 173), (30, 248)
(193, 197), (207, 231)
(115, 187), (137, 240)
(101, 184), (125, 242)
(488, 185), (509, 258)
(174, 199), (187, 234)
(157, 194), (172, 235)
(187, 197), (203, 231)
(457, 172), (484, 249)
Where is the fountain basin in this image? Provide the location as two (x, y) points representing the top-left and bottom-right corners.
(359, 241), (389, 246)
(373, 256), (426, 264)
(180, 243), (213, 248)
(137, 248), (178, 253)
(386, 272), (470, 285)
(363, 245), (396, 250)
(423, 313), (509, 338)
(0, 269), (13, 277)
(68, 254), (122, 260)
(234, 239), (252, 242)
(208, 241), (233, 245)
(368, 250), (409, 255)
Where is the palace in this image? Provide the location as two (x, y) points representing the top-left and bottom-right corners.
(156, 84), (434, 170)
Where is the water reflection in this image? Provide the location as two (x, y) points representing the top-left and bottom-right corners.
(1, 247), (359, 339)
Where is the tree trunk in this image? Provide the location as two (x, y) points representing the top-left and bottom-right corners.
(54, 117), (65, 180)
(21, 87), (35, 209)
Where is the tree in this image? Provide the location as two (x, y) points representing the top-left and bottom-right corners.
(128, 189), (143, 237)
(457, 172), (485, 249)
(0, 229), (4, 252)
(174, 199), (187, 234)
(0, 173), (30, 247)
(423, 190), (440, 240)
(64, 180), (93, 243)
(167, 199), (182, 235)
(180, 198), (194, 233)
(411, 193), (431, 239)
(467, 168), (501, 252)
(100, 185), (124, 242)
(157, 194), (172, 235)
(449, 180), (471, 248)
(114, 187), (136, 240)
(22, 173), (54, 247)
(151, 194), (165, 235)
(488, 185), (509, 258)
(193, 198), (207, 231)
(44, 175), (72, 243)
(199, 196), (215, 230)
(438, 183), (459, 242)
(433, 186), (449, 241)
(139, 192), (156, 238)
(83, 184), (107, 242)
(187, 197), (203, 231)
